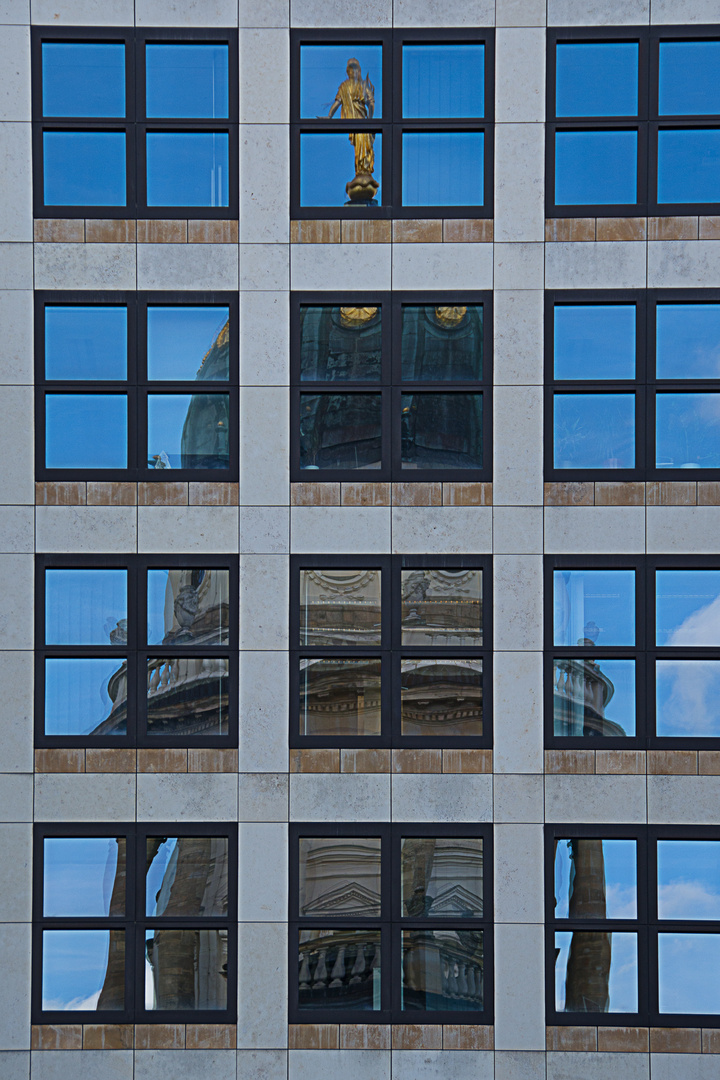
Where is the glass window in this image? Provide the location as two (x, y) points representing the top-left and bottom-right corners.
(656, 304), (720, 379)
(45, 306), (128, 382)
(299, 658), (383, 738)
(300, 44), (383, 120)
(298, 929), (382, 1012)
(656, 391), (720, 469)
(401, 569), (482, 646)
(299, 392), (383, 469)
(554, 838), (637, 920)
(299, 304), (383, 381)
(554, 130), (637, 206)
(553, 657), (636, 738)
(145, 835), (229, 916)
(45, 394), (128, 470)
(401, 392), (482, 469)
(402, 44), (484, 118)
(299, 569), (382, 647)
(656, 569), (720, 646)
(657, 840), (720, 920)
(146, 132), (229, 207)
(300, 132), (383, 208)
(43, 131), (127, 207)
(147, 392), (230, 470)
(46, 569), (127, 646)
(657, 129), (720, 204)
(42, 42), (126, 118)
(659, 41), (720, 116)
(146, 43), (229, 119)
(44, 837), (126, 917)
(555, 931), (638, 1013)
(44, 657), (126, 737)
(401, 304), (483, 381)
(42, 929), (125, 1012)
(553, 569), (635, 647)
(402, 132), (484, 207)
(146, 568), (229, 645)
(299, 837), (383, 917)
(553, 392), (635, 470)
(555, 42), (639, 118)
(553, 305), (636, 381)
(658, 934), (720, 1014)
(656, 659), (720, 738)
(400, 659), (483, 737)
(147, 307), (230, 381)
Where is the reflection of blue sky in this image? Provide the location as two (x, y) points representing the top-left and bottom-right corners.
(46, 569), (126, 646)
(300, 133), (382, 206)
(658, 130), (720, 204)
(556, 43), (638, 117)
(146, 133), (229, 207)
(146, 44), (228, 118)
(44, 132), (126, 207)
(43, 929), (120, 1011)
(147, 394), (193, 465)
(45, 657), (124, 736)
(659, 934), (720, 1014)
(555, 931), (638, 1012)
(656, 392), (720, 468)
(658, 841), (720, 920)
(554, 305), (636, 380)
(597, 659), (636, 735)
(45, 306), (127, 381)
(44, 837), (121, 917)
(402, 132), (484, 207)
(554, 569), (636, 647)
(659, 42), (720, 116)
(657, 660), (720, 737)
(145, 837), (178, 915)
(656, 570), (720, 646)
(42, 43), (125, 117)
(554, 393), (635, 469)
(402, 44), (484, 118)
(147, 307), (229, 381)
(657, 305), (720, 379)
(46, 394), (127, 469)
(300, 45), (383, 118)
(554, 839), (637, 919)
(555, 131), (637, 206)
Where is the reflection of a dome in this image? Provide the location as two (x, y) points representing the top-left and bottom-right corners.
(553, 658), (625, 738)
(180, 318), (230, 469)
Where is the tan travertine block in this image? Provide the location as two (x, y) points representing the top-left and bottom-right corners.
(545, 219), (595, 242)
(137, 219), (187, 243)
(341, 482), (391, 506)
(646, 481), (697, 506)
(392, 218), (443, 243)
(188, 220), (239, 243)
(392, 749), (442, 773)
(34, 219), (85, 242)
(442, 1025), (493, 1050)
(594, 482), (645, 506)
(137, 748), (188, 773)
(442, 749), (492, 774)
(290, 748), (340, 773)
(442, 219), (493, 243)
(392, 1024), (442, 1050)
(597, 1027), (648, 1053)
(85, 219), (136, 243)
(83, 1025), (133, 1049)
(32, 1025), (83, 1050)
(35, 748), (85, 773)
(138, 482), (188, 506)
(135, 1024), (185, 1049)
(85, 749), (136, 773)
(189, 482), (239, 506)
(544, 482), (594, 506)
(545, 749), (595, 775)
(188, 748), (239, 773)
(86, 481), (136, 506)
(699, 216), (720, 240)
(546, 1026), (597, 1051)
(595, 750), (645, 775)
(647, 750), (697, 775)
(442, 482), (492, 506)
(699, 751), (720, 775)
(289, 1024), (339, 1049)
(291, 482), (341, 506)
(702, 1029), (720, 1052)
(648, 216), (698, 240)
(36, 481), (86, 506)
(340, 1024), (391, 1049)
(698, 481), (720, 505)
(341, 219), (391, 243)
(595, 217), (647, 241)
(291, 220), (341, 243)
(186, 1024), (237, 1049)
(651, 1028), (701, 1053)
(392, 481), (442, 506)
(341, 748), (391, 773)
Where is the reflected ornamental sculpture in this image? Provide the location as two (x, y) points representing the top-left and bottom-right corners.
(327, 59), (379, 204)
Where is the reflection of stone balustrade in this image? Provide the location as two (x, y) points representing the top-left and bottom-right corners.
(147, 656), (228, 697)
(553, 658), (625, 737)
(298, 932), (381, 1010)
(402, 930), (484, 1010)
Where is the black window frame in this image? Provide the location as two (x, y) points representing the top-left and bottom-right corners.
(290, 28), (495, 220)
(289, 821), (493, 1024)
(35, 553), (238, 749)
(31, 25), (239, 219)
(290, 554), (491, 750)
(291, 291), (493, 483)
(35, 290), (239, 483)
(547, 25), (720, 218)
(32, 821), (238, 1025)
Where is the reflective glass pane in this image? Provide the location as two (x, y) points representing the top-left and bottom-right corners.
(553, 569), (636, 647)
(401, 659), (483, 736)
(45, 657), (127, 737)
(657, 304), (720, 379)
(555, 131), (637, 206)
(555, 931), (637, 1013)
(299, 392), (382, 470)
(553, 305), (636, 381)
(45, 306), (127, 381)
(553, 393), (635, 469)
(402, 132), (484, 207)
(656, 569), (720, 646)
(402, 44), (484, 118)
(146, 44), (229, 118)
(658, 840), (720, 920)
(45, 569), (126, 646)
(299, 658), (382, 737)
(45, 394), (127, 469)
(401, 392), (483, 469)
(147, 307), (230, 381)
(300, 132), (382, 207)
(145, 929), (228, 1010)
(401, 304), (483, 381)
(659, 41), (720, 115)
(658, 129), (720, 204)
(146, 657), (228, 737)
(300, 569), (382, 647)
(147, 393), (230, 470)
(554, 839), (637, 919)
(42, 929), (125, 1011)
(298, 929), (382, 1011)
(658, 934), (720, 1014)
(656, 393), (720, 469)
(401, 837), (483, 917)
(146, 132), (229, 207)
(146, 836), (229, 916)
(43, 131), (126, 207)
(401, 569), (482, 647)
(44, 837), (126, 917)
(42, 42), (125, 117)
(556, 42), (639, 117)
(300, 45), (382, 119)
(299, 837), (382, 917)
(299, 305), (382, 382)
(401, 929), (483, 1012)
(656, 659), (720, 737)
(147, 568), (229, 646)
(553, 658), (636, 738)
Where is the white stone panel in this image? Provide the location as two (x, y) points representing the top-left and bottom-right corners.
(494, 125), (545, 243)
(135, 0), (238, 26)
(391, 1051), (493, 1080)
(0, 124), (31, 240)
(238, 773), (289, 823)
(240, 126), (290, 243)
(34, 774), (135, 822)
(0, 291), (33, 384)
(494, 923), (545, 1050)
(239, 556), (289, 651)
(137, 773), (238, 821)
(391, 507), (492, 555)
(493, 556), (543, 651)
(240, 386), (289, 505)
(292, 244), (391, 293)
(240, 244), (290, 291)
(545, 507), (646, 554)
(290, 773), (391, 821)
(239, 823), (288, 921)
(0, 27), (30, 121)
(135, 1050), (235, 1080)
(496, 29), (545, 124)
(493, 652), (544, 774)
(545, 775), (647, 824)
(393, 0), (495, 26)
(546, 242), (646, 290)
(493, 386), (543, 506)
(0, 3), (29, 24)
(0, 508), (33, 552)
(36, 507), (137, 554)
(391, 773), (493, 822)
(240, 291), (290, 386)
(0, 925), (29, 1049)
(238, 651), (289, 773)
(547, 1053), (649, 1080)
(493, 507), (543, 554)
(137, 244), (238, 291)
(236, 1050), (288, 1080)
(239, 1), (288, 27)
(496, 0), (546, 26)
(652, 0), (720, 23)
(494, 774), (544, 823)
(392, 243), (493, 291)
(0, 775), (31, 823)
(240, 33), (289, 123)
(237, 924), (287, 1049)
(494, 824), (544, 922)
(35, 244), (135, 291)
(0, 1052), (30, 1080)
(650, 1055), (717, 1080)
(495, 1052), (547, 1080)
(648, 507), (720, 553)
(291, 507), (391, 554)
(137, 507), (239, 554)
(648, 776), (720, 824)
(0, 556), (33, 649)
(0, 824), (31, 921)
(494, 243), (544, 290)
(0, 653), (33, 773)
(240, 506), (289, 555)
(548, 0), (650, 24)
(649, 240), (720, 288)
(31, 0), (133, 24)
(493, 290), (544, 385)
(0, 243), (32, 288)
(292, 0), (392, 25)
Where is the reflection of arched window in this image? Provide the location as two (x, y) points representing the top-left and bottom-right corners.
(401, 305), (482, 381)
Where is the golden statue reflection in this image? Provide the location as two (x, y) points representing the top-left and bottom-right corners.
(327, 58), (379, 203)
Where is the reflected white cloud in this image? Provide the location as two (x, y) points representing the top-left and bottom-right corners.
(659, 879), (720, 920)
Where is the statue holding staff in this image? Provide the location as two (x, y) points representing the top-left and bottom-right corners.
(327, 58), (379, 203)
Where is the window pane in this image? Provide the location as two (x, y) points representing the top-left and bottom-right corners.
(298, 929), (382, 1011)
(42, 42), (125, 117)
(401, 837), (483, 917)
(46, 569), (127, 646)
(42, 929), (125, 1011)
(556, 42), (639, 117)
(45, 394), (127, 469)
(553, 569), (636, 647)
(401, 929), (483, 1012)
(299, 569), (382, 647)
(146, 836), (229, 916)
(555, 131), (637, 206)
(300, 45), (382, 120)
(656, 569), (720, 646)
(43, 131), (126, 207)
(554, 839), (637, 919)
(401, 304), (483, 381)
(45, 657), (127, 737)
(555, 931), (637, 1013)
(401, 569), (482, 647)
(146, 132), (229, 207)
(657, 304), (720, 379)
(401, 392), (483, 469)
(146, 44), (229, 119)
(553, 393), (635, 469)
(299, 392), (382, 470)
(402, 44), (484, 118)
(656, 659), (720, 737)
(299, 837), (382, 917)
(658, 840), (720, 920)
(147, 568), (229, 646)
(299, 658), (382, 737)
(300, 132), (382, 207)
(146, 657), (229, 737)
(658, 129), (720, 204)
(45, 306), (127, 381)
(401, 659), (483, 736)
(553, 658), (636, 738)
(44, 837), (126, 917)
(553, 305), (636, 381)
(656, 392), (720, 469)
(658, 934), (720, 1014)
(145, 928), (227, 1010)
(147, 307), (230, 381)
(402, 132), (484, 207)
(659, 41), (720, 116)
(299, 305), (382, 382)
(147, 393), (230, 470)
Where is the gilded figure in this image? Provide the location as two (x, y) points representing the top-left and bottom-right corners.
(327, 58), (379, 202)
